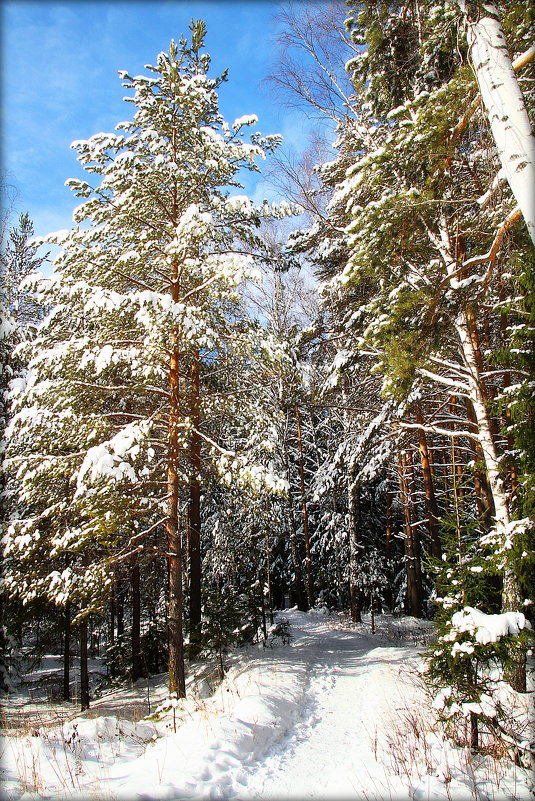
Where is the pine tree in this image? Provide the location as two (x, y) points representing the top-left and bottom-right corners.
(2, 23), (291, 699)
(0, 212), (47, 328)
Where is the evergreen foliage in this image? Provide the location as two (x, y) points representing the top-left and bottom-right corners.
(200, 584), (256, 679)
(1, 6), (533, 765)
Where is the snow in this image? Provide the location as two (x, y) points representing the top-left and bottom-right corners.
(232, 114), (258, 130)
(74, 422), (150, 492)
(450, 607), (531, 645)
(1, 610), (532, 801)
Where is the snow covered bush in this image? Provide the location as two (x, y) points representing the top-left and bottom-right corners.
(427, 604), (533, 764)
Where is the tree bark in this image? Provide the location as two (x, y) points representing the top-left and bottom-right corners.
(500, 305), (519, 500)
(188, 354), (202, 653)
(454, 314), (517, 588)
(385, 483), (393, 557)
(454, 309), (526, 690)
(431, 216), (527, 689)
(457, 0), (535, 245)
(131, 556), (142, 682)
(285, 450), (307, 611)
(167, 257), (186, 698)
(437, 217), (522, 613)
(79, 615), (90, 711)
(384, 483), (394, 612)
(295, 405), (314, 609)
(415, 406), (442, 559)
(464, 398), (495, 526)
(116, 581), (125, 638)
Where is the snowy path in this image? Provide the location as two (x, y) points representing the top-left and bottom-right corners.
(236, 613), (420, 800)
(2, 610), (531, 801)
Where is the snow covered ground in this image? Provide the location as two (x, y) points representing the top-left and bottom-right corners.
(0, 609), (532, 801)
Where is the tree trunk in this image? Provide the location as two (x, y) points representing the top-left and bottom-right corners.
(415, 406), (442, 559)
(131, 556), (142, 683)
(79, 615), (90, 711)
(259, 558), (268, 640)
(465, 398), (495, 526)
(295, 405), (314, 609)
(116, 581), (125, 638)
(331, 500), (346, 611)
(398, 450), (423, 618)
(457, 0), (535, 245)
(454, 313), (517, 592)
(188, 354), (202, 654)
(384, 483), (394, 612)
(265, 531), (274, 625)
(348, 478), (362, 623)
(385, 483), (393, 556)
(454, 310), (525, 690)
(434, 216), (527, 689)
(438, 218), (522, 614)
(500, 305), (519, 500)
(63, 602), (71, 702)
(167, 257), (186, 698)
(109, 599), (115, 646)
(167, 474), (186, 697)
(285, 453), (307, 611)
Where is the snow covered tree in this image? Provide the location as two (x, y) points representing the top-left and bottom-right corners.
(0, 212), (49, 693)
(283, 1), (533, 638)
(427, 605), (533, 759)
(2, 23), (292, 699)
(312, 0), (535, 677)
(0, 212), (47, 328)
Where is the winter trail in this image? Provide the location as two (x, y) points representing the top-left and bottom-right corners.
(236, 611), (421, 800)
(3, 610), (532, 800)
(88, 609), (428, 800)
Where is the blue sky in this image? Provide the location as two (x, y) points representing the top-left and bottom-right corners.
(2, 1), (320, 242)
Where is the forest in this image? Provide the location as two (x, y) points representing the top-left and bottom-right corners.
(0, 2), (534, 798)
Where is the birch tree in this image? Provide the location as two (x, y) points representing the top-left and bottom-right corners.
(457, 0), (535, 245)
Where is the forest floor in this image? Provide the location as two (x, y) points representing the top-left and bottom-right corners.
(0, 609), (533, 801)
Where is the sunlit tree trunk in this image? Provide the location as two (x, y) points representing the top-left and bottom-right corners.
(415, 406), (441, 559)
(436, 216), (523, 623)
(167, 254), (186, 698)
(464, 398), (495, 526)
(457, 0), (535, 244)
(454, 311), (523, 617)
(188, 354), (202, 654)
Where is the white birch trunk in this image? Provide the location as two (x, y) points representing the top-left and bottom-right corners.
(453, 311), (510, 535)
(458, 1), (535, 246)
(455, 312), (523, 611)
(435, 217), (521, 611)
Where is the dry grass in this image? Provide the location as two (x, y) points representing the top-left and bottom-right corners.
(380, 673), (532, 801)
